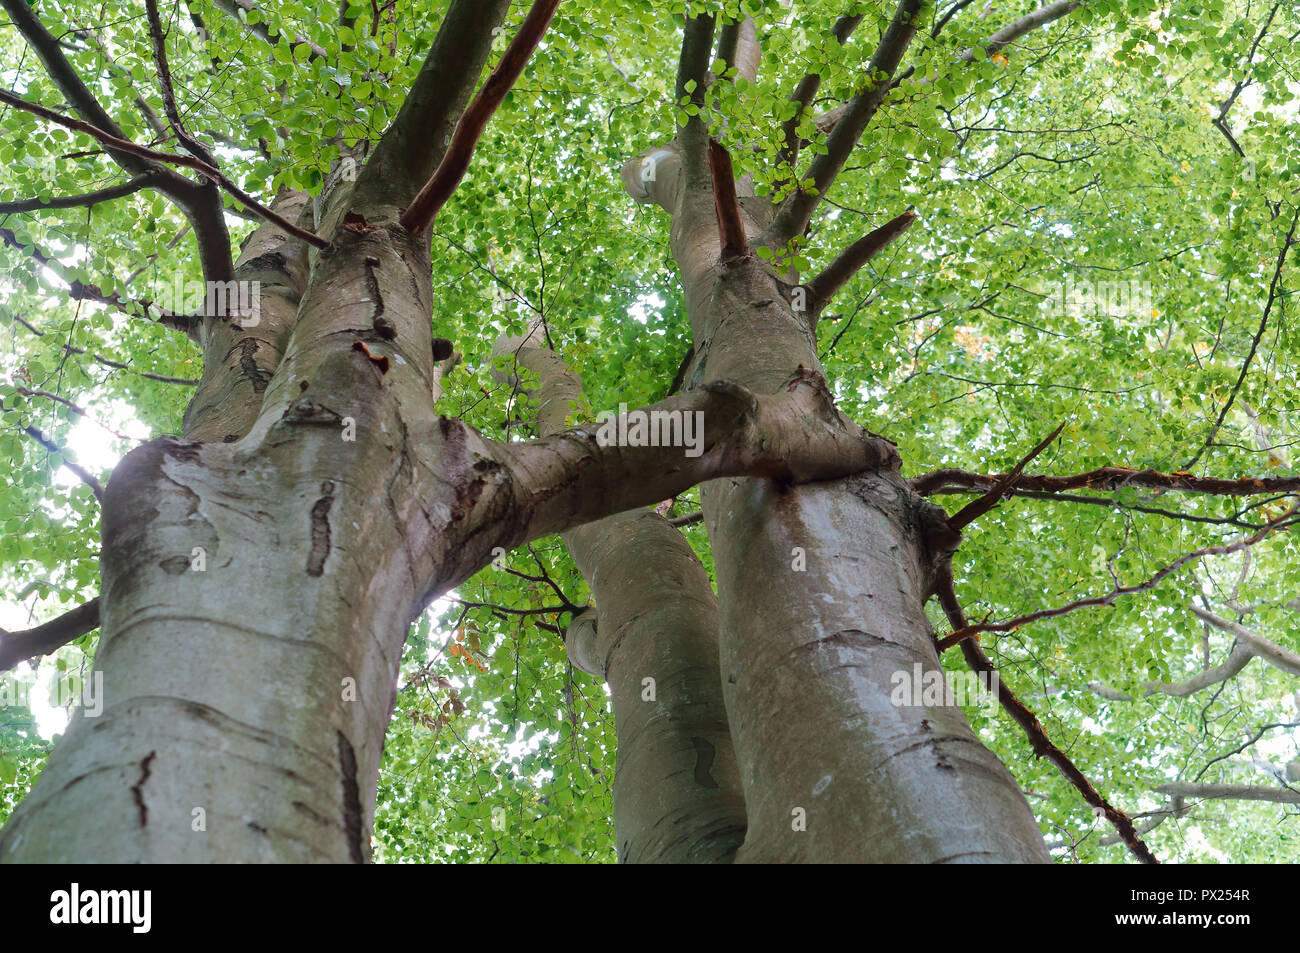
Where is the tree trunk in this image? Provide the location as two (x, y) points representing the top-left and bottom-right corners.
(625, 117), (1050, 861)
(497, 329), (746, 862)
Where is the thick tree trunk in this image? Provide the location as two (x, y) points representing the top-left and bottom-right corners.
(498, 331), (746, 862)
(626, 119), (1050, 861)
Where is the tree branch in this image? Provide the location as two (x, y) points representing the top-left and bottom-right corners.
(1183, 205), (1299, 471)
(0, 174), (153, 214)
(0, 0), (236, 281)
(778, 14), (864, 168)
(936, 504), (1300, 652)
(947, 421), (1065, 530)
(0, 88), (327, 249)
(935, 572), (1158, 863)
(493, 376), (900, 544)
(911, 465), (1300, 499)
(1190, 606), (1300, 677)
(399, 0), (561, 237)
(1089, 642), (1254, 701)
(21, 424), (105, 501)
(0, 598), (100, 671)
(804, 209), (916, 310)
(145, 0), (220, 167)
(1154, 783), (1300, 804)
(708, 138), (747, 259)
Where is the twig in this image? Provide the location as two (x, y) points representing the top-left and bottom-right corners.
(948, 421), (1065, 530)
(936, 504), (1300, 652)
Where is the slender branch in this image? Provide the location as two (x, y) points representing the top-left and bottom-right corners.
(1, 0), (236, 280)
(399, 0), (562, 236)
(0, 88), (328, 249)
(935, 572), (1158, 863)
(0, 226), (198, 335)
(936, 504), (1300, 652)
(1190, 606), (1300, 676)
(1154, 783), (1300, 804)
(804, 209), (916, 309)
(5, 312), (199, 384)
(1184, 205), (1299, 471)
(0, 598), (100, 671)
(13, 386), (138, 441)
(778, 14), (863, 168)
(1089, 642), (1254, 701)
(145, 0), (220, 167)
(911, 465), (1300, 499)
(0, 174), (152, 214)
(970, 0), (1083, 62)
(21, 424), (105, 501)
(209, 0), (328, 59)
(948, 421), (1065, 530)
(708, 138), (747, 259)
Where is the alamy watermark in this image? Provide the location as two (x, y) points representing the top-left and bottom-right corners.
(1039, 277), (1153, 319)
(595, 403), (705, 458)
(0, 671), (103, 717)
(150, 275), (261, 327)
(889, 663), (999, 711)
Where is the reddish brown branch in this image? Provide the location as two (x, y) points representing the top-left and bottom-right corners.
(911, 465), (1300, 499)
(948, 421), (1065, 530)
(936, 504), (1299, 652)
(934, 574), (1158, 864)
(0, 88), (328, 249)
(708, 138), (747, 260)
(804, 209), (916, 309)
(0, 598), (101, 671)
(399, 0), (562, 237)
(145, 0), (220, 168)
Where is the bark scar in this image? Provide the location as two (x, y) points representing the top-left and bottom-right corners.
(306, 480), (335, 576)
(131, 751), (157, 827)
(234, 338), (271, 393)
(336, 731), (365, 863)
(363, 256), (395, 340)
(691, 737), (719, 789)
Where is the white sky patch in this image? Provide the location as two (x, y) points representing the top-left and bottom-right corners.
(1, 395), (146, 739)
(628, 292), (665, 325)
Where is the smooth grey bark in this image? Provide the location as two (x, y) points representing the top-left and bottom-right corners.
(624, 122), (1051, 861)
(496, 328), (746, 863)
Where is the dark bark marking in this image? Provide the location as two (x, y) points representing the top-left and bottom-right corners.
(247, 820), (268, 835)
(431, 337), (454, 361)
(235, 338), (271, 393)
(131, 751), (156, 828)
(690, 737), (720, 789)
(306, 480), (335, 576)
(291, 800), (332, 827)
(363, 255), (395, 339)
(163, 438), (204, 464)
(336, 731), (365, 863)
(239, 250), (286, 276)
